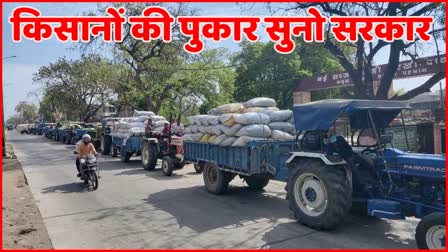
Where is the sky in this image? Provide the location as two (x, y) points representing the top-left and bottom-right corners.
(2, 2), (446, 119)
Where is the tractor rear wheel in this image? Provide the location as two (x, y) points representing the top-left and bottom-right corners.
(203, 162), (230, 195)
(288, 158), (351, 230)
(416, 212), (446, 249)
(161, 156), (174, 176)
(245, 176), (270, 190)
(142, 143), (158, 170)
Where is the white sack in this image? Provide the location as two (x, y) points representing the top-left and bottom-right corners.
(271, 130), (295, 140)
(154, 126), (164, 132)
(129, 127), (145, 134)
(182, 134), (193, 141)
(191, 133), (204, 142)
(232, 136), (266, 146)
(153, 120), (169, 128)
(127, 122), (146, 128)
(220, 124), (243, 136)
(184, 126), (193, 134)
(197, 125), (207, 134)
(133, 110), (155, 117)
(235, 112), (270, 125)
(220, 137), (237, 146)
(268, 110), (293, 122)
(185, 125), (199, 134)
(288, 116), (295, 124)
(150, 115), (167, 122)
(212, 134), (228, 145)
(242, 107), (279, 113)
(269, 122), (295, 133)
(244, 97), (277, 108)
(235, 124), (271, 138)
(195, 115), (210, 126)
(207, 108), (221, 115)
(216, 103), (244, 113)
(207, 116), (220, 126)
(206, 125), (222, 135)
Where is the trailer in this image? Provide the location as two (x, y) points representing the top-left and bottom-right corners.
(183, 99), (446, 249)
(184, 140), (295, 187)
(111, 135), (143, 163)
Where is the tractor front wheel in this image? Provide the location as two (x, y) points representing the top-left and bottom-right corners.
(142, 143), (158, 170)
(161, 156), (174, 176)
(416, 212), (446, 249)
(288, 158), (351, 230)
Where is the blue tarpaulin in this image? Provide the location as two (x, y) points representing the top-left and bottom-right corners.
(293, 99), (411, 131)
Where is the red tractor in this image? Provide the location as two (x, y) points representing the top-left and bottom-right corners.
(141, 132), (185, 176)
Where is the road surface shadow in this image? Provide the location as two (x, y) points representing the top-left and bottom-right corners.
(114, 167), (186, 180)
(41, 182), (92, 194)
(261, 217), (415, 249)
(97, 159), (146, 171)
(143, 185), (292, 233)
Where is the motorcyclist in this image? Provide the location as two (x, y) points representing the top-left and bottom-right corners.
(76, 134), (98, 177)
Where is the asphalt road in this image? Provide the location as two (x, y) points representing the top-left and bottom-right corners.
(7, 131), (418, 249)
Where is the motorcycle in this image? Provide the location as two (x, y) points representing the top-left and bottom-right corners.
(74, 151), (99, 190)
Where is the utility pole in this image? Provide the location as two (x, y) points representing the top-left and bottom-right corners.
(3, 56), (17, 156)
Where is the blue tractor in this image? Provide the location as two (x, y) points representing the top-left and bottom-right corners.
(287, 99), (445, 249)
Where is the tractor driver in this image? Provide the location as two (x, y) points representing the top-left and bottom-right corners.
(323, 127), (353, 161)
(145, 118), (153, 138)
(324, 126), (374, 172)
(162, 122), (170, 136)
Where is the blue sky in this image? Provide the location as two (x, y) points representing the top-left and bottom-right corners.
(2, 2), (446, 119)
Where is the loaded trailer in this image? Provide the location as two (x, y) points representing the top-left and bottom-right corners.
(183, 99), (446, 249)
(111, 135), (143, 163)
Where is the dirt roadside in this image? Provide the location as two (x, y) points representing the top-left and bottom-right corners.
(2, 144), (53, 249)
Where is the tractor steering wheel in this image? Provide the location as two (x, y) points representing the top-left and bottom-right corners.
(361, 144), (379, 155)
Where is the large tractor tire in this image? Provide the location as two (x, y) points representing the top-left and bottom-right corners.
(245, 176), (270, 190)
(203, 162), (230, 195)
(416, 212), (446, 249)
(120, 151), (131, 163)
(101, 136), (112, 155)
(161, 156), (174, 176)
(142, 143), (158, 170)
(287, 158), (351, 230)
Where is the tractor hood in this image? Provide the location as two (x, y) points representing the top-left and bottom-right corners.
(384, 149), (446, 178)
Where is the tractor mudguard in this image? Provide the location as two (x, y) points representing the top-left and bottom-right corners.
(286, 152), (347, 166)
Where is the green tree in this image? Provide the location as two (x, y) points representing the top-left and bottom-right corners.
(14, 101), (38, 123)
(34, 55), (120, 122)
(233, 41), (344, 108)
(84, 3), (197, 114)
(158, 48), (236, 121)
(6, 114), (22, 126)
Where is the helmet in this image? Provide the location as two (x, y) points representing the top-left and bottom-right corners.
(82, 134), (91, 143)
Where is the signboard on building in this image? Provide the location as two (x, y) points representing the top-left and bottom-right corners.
(295, 54), (446, 92)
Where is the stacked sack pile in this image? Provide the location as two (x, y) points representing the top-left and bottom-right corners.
(183, 97), (295, 146)
(110, 110), (169, 143)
